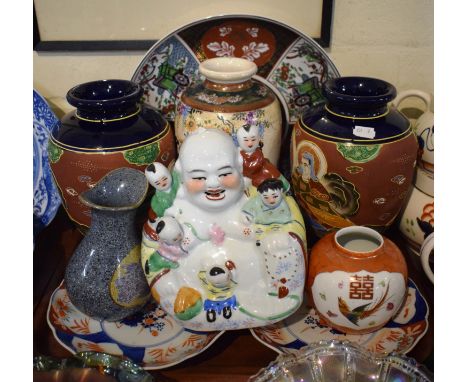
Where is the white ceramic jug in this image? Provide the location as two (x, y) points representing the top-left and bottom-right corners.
(420, 233), (434, 283)
(393, 89), (434, 173)
(398, 167), (434, 254)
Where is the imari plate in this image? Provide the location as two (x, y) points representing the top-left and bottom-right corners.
(131, 15), (340, 125)
(47, 282), (224, 369)
(250, 278), (428, 355)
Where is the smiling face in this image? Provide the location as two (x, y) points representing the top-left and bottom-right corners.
(145, 163), (172, 191)
(176, 129), (244, 211)
(155, 175), (170, 191)
(237, 125), (260, 153)
(261, 188), (282, 208)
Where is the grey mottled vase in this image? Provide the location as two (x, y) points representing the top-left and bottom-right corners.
(65, 167), (151, 321)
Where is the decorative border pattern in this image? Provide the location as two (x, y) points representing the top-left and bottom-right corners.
(47, 282), (225, 370)
(250, 278), (429, 355)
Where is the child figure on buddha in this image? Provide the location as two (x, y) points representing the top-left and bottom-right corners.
(140, 128), (306, 331)
(143, 162), (180, 242)
(235, 123), (289, 192)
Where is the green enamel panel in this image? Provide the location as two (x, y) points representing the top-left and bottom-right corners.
(47, 140), (64, 163)
(336, 143), (382, 163)
(123, 141), (160, 165)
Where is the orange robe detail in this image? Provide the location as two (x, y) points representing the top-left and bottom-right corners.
(241, 148), (281, 187)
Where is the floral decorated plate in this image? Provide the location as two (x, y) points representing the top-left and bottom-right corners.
(250, 278), (428, 355)
(33, 90), (61, 234)
(131, 15), (340, 126)
(47, 282), (224, 369)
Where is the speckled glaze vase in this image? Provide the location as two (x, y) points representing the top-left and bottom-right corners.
(291, 77), (418, 237)
(48, 79), (176, 232)
(174, 57), (283, 165)
(64, 167), (151, 321)
(307, 226), (408, 335)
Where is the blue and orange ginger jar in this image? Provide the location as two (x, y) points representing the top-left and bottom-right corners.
(290, 77), (418, 237)
(48, 79), (177, 231)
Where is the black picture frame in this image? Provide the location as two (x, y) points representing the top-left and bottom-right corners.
(33, 0), (334, 51)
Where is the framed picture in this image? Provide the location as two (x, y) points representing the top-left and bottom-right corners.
(33, 0), (334, 51)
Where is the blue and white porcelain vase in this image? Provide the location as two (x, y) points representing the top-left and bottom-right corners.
(33, 90), (62, 237)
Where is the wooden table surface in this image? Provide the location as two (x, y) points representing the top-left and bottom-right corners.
(33, 207), (434, 381)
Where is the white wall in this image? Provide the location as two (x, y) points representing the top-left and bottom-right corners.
(33, 0), (434, 116)
(330, 0), (433, 112)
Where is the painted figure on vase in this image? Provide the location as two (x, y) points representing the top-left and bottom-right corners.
(296, 152), (334, 213)
(141, 128), (307, 331)
(235, 123), (289, 191)
(293, 148), (359, 229)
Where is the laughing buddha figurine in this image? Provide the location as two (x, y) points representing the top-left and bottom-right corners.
(141, 128), (307, 331)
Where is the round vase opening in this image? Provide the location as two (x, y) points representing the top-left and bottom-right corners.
(67, 80), (142, 106)
(199, 57), (257, 84)
(80, 168), (148, 210)
(324, 77), (396, 101)
(335, 226), (383, 253)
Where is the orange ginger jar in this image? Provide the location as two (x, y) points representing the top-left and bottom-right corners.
(306, 226), (407, 335)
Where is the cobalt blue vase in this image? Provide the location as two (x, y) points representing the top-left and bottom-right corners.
(291, 77), (418, 237)
(48, 79), (177, 231)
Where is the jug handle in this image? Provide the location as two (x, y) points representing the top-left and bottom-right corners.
(393, 89), (431, 112)
(420, 232), (434, 284)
